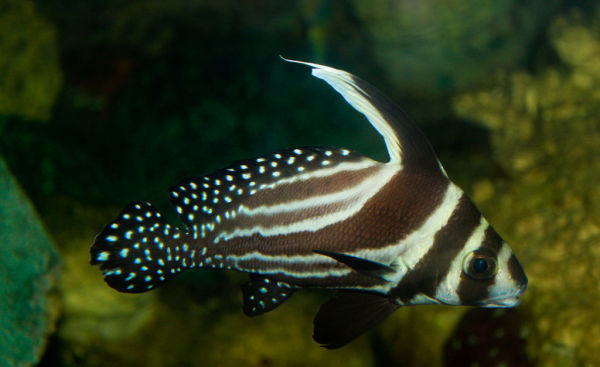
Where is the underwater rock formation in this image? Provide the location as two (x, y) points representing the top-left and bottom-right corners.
(0, 157), (60, 365)
(0, 0), (62, 121)
(453, 6), (600, 367)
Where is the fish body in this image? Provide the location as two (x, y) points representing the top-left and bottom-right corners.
(91, 59), (528, 348)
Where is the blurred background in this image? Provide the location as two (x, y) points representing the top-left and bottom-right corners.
(1, 0), (599, 366)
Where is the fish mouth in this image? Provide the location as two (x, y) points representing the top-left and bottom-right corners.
(482, 282), (527, 308)
(481, 296), (521, 308)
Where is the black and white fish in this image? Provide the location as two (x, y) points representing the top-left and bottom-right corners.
(90, 59), (528, 349)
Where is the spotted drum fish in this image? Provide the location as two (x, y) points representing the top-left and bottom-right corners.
(90, 59), (528, 349)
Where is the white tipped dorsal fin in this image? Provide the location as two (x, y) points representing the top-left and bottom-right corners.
(282, 57), (443, 173)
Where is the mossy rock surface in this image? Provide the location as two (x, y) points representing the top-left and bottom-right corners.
(453, 6), (600, 366)
(0, 156), (60, 366)
(0, 0), (62, 121)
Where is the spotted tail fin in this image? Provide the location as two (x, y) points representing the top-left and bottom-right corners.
(90, 201), (194, 293)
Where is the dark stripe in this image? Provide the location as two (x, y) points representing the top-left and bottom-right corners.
(234, 259), (386, 289)
(349, 76), (441, 171)
(481, 226), (504, 253)
(455, 273), (495, 305)
(391, 194), (482, 302)
(278, 272), (385, 289)
(508, 254), (527, 287)
(230, 254), (344, 274)
(212, 200), (349, 242)
(239, 164), (380, 210)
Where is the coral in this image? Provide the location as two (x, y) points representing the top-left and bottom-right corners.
(0, 0), (62, 121)
(453, 6), (600, 366)
(0, 156), (60, 365)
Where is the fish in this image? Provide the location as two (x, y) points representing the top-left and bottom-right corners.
(90, 58), (528, 349)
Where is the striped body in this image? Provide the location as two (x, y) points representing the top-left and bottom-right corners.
(91, 59), (527, 348)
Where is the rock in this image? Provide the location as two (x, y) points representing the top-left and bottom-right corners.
(0, 0), (62, 121)
(453, 6), (600, 366)
(0, 156), (60, 366)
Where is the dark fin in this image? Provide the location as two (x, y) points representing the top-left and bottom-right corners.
(313, 249), (394, 280)
(168, 146), (365, 230)
(283, 58), (442, 171)
(241, 274), (297, 316)
(313, 292), (399, 349)
(90, 201), (191, 293)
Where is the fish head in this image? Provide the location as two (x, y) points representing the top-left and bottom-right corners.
(462, 241), (527, 308)
(433, 226), (528, 308)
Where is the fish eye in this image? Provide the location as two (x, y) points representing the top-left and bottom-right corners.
(463, 249), (497, 280)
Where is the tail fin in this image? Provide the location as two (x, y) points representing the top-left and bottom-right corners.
(90, 201), (193, 293)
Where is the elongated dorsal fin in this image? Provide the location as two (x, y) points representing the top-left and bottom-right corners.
(283, 57), (442, 173)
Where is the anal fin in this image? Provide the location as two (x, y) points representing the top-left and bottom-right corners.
(241, 275), (297, 316)
(313, 291), (399, 349)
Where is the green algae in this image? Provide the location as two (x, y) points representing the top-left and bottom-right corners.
(0, 0), (62, 121)
(0, 156), (60, 366)
(453, 6), (600, 366)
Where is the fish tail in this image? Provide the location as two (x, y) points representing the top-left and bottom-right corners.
(90, 201), (194, 293)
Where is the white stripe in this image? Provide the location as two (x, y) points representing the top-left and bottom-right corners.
(213, 164), (397, 242)
(250, 158), (377, 192)
(351, 183), (461, 269)
(399, 184), (464, 269)
(226, 252), (352, 279)
(282, 58), (402, 165)
(434, 218), (489, 305)
(227, 251), (393, 293)
(239, 164), (382, 217)
(486, 242), (519, 302)
(406, 293), (441, 306)
(336, 182), (463, 293)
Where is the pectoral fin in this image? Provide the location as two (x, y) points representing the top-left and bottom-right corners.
(313, 291), (400, 349)
(313, 249), (395, 280)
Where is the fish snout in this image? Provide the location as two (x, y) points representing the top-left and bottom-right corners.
(508, 254), (528, 295)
